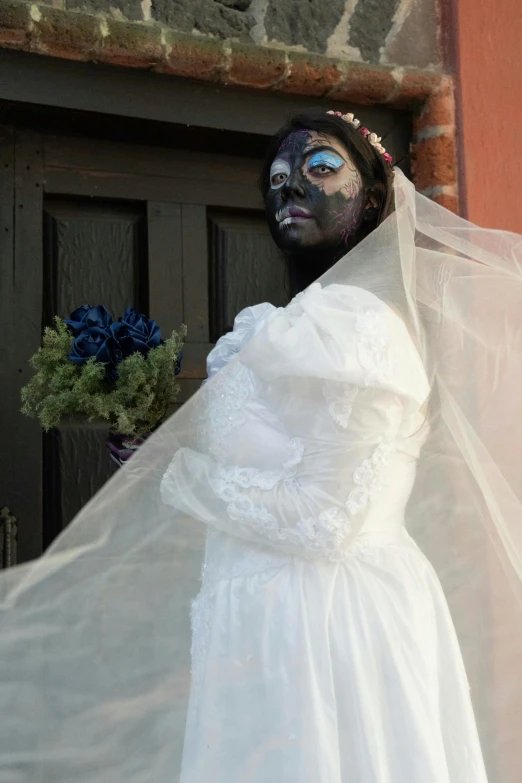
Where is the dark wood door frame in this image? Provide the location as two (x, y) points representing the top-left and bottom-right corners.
(0, 49), (412, 163)
(0, 128), (44, 562)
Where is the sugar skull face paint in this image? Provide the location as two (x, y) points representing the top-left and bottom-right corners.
(306, 151), (345, 175)
(265, 130), (366, 255)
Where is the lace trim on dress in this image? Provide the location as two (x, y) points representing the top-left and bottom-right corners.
(345, 440), (395, 515)
(208, 438), (395, 561)
(322, 382), (359, 428)
(283, 437), (305, 470)
(355, 308), (397, 386)
(212, 436), (304, 494)
(189, 534), (293, 705)
(199, 362), (251, 461)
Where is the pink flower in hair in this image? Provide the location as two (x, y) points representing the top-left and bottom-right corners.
(325, 111), (392, 164)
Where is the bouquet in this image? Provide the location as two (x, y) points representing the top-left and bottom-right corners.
(21, 305), (186, 465)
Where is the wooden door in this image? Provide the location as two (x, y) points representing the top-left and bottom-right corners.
(0, 128), (288, 563)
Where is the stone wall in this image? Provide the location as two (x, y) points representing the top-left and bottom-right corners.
(141, 0), (442, 70)
(0, 0), (442, 71)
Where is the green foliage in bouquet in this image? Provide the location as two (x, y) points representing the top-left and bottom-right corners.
(21, 312), (187, 438)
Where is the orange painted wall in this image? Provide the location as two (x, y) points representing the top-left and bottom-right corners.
(456, 0), (522, 231)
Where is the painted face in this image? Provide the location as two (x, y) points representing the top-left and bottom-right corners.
(265, 130), (366, 255)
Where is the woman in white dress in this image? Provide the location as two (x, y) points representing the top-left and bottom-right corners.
(162, 111), (488, 782)
(1, 109), (522, 783)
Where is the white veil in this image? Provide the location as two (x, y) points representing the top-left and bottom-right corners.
(1, 169), (522, 782)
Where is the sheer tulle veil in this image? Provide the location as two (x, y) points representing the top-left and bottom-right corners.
(1, 169), (522, 782)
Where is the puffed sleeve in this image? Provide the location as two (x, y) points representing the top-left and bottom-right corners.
(161, 283), (429, 561)
(206, 302), (277, 381)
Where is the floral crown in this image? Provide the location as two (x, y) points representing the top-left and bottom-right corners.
(327, 110), (392, 165)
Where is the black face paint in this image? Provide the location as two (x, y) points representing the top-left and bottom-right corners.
(264, 130), (366, 262)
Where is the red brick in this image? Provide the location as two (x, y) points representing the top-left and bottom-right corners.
(412, 134), (457, 191)
(0, 0), (30, 49)
(330, 65), (395, 106)
(228, 43), (286, 90)
(32, 6), (100, 61)
(280, 52), (342, 97)
(389, 70), (440, 110)
(100, 19), (163, 69)
(161, 31), (226, 81)
(432, 192), (459, 214)
(414, 77), (455, 133)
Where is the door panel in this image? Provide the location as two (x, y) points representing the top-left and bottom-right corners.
(44, 199), (146, 321)
(58, 424), (117, 534)
(208, 211), (288, 341)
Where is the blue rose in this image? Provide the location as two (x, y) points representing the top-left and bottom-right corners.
(69, 326), (114, 362)
(69, 327), (124, 381)
(67, 306), (173, 382)
(65, 305), (113, 336)
(106, 323), (149, 359)
(116, 308), (162, 353)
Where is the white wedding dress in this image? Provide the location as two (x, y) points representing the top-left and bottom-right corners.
(161, 283), (489, 783)
(4, 171), (522, 782)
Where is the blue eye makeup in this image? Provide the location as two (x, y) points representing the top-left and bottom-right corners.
(306, 151), (344, 172)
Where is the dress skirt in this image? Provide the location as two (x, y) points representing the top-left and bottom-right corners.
(180, 529), (488, 783)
